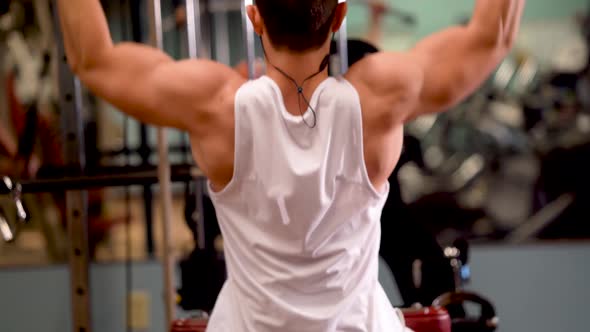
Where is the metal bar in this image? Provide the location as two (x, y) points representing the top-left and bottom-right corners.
(0, 166), (203, 195)
(128, 0), (156, 258)
(241, 0), (255, 78)
(52, 4), (91, 332)
(209, 0), (242, 12)
(147, 0), (176, 327)
(506, 194), (575, 243)
(184, 0), (207, 251)
(214, 11), (231, 64)
(199, 1), (213, 60)
(98, 144), (191, 158)
(337, 0), (349, 75)
(185, 0), (200, 59)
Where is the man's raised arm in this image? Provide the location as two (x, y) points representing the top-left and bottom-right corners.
(56, 0), (243, 133)
(349, 0), (525, 125)
(406, 0), (526, 120)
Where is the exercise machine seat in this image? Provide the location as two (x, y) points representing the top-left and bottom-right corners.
(401, 306), (452, 332)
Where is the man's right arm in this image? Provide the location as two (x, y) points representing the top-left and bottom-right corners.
(349, 0), (526, 124)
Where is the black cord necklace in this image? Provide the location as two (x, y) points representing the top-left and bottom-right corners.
(260, 35), (334, 128)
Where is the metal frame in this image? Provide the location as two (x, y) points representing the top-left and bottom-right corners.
(185, 0), (202, 59)
(241, 0), (256, 78)
(0, 165), (203, 195)
(147, 0), (176, 327)
(52, 5), (91, 332)
(127, 0), (157, 258)
(337, 0), (349, 75)
(184, 0), (207, 251)
(213, 10), (231, 65)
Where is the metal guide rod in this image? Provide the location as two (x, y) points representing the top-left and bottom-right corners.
(214, 11), (231, 64)
(185, 0), (201, 59)
(0, 165), (204, 195)
(52, 5), (92, 332)
(147, 0), (175, 327)
(338, 0), (349, 74)
(242, 0), (256, 78)
(185, 0), (206, 251)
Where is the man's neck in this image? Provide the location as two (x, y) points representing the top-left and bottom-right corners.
(264, 45), (331, 87)
(262, 45), (332, 116)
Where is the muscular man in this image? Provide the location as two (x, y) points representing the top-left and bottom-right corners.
(57, 0), (525, 331)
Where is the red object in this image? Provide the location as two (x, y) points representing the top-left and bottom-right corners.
(170, 318), (208, 332)
(402, 306), (452, 332)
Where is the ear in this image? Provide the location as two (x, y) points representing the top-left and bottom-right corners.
(247, 5), (264, 35)
(331, 2), (348, 32)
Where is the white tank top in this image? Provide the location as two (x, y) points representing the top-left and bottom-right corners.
(207, 76), (405, 332)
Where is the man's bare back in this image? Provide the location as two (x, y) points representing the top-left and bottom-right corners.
(57, 0), (525, 193)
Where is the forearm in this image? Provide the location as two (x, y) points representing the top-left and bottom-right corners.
(56, 0), (114, 71)
(365, 1), (386, 47)
(366, 18), (383, 47)
(469, 0), (525, 48)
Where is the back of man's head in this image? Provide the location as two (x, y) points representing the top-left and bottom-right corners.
(256, 0), (339, 52)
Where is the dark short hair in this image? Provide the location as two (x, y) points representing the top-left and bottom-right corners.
(256, 0), (339, 52)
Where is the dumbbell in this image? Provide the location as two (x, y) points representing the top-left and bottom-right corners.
(0, 177), (28, 243)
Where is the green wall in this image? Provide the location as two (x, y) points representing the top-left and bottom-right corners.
(349, 0), (589, 35)
(346, 0), (589, 49)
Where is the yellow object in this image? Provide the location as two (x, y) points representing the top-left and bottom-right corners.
(128, 291), (151, 330)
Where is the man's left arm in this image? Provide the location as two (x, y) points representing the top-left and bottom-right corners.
(57, 0), (244, 134)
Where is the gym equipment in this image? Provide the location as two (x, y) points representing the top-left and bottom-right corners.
(433, 292), (498, 332)
(0, 165), (202, 195)
(145, 0), (177, 324)
(429, 237), (498, 332)
(242, 0), (256, 78)
(401, 307), (452, 332)
(0, 177), (28, 243)
(170, 317), (208, 332)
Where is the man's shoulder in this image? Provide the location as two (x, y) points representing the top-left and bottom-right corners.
(345, 52), (422, 126)
(345, 52), (422, 98)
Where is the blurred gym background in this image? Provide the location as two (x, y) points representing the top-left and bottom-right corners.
(0, 0), (589, 331)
